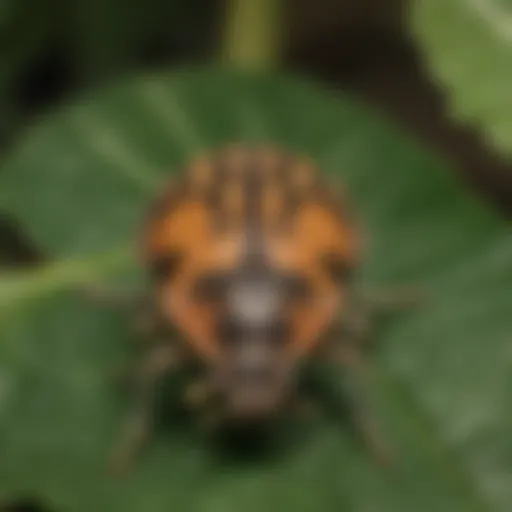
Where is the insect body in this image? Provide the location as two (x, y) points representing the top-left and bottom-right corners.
(143, 145), (358, 418)
(93, 144), (418, 472)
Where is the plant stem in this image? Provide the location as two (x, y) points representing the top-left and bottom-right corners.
(220, 0), (283, 71)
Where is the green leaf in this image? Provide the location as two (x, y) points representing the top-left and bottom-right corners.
(413, 0), (512, 154)
(0, 67), (511, 511)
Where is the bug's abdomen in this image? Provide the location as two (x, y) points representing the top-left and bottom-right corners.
(142, 145), (360, 360)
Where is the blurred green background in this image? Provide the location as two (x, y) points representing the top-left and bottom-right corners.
(0, 1), (511, 511)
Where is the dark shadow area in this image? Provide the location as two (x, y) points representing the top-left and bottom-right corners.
(12, 47), (77, 118)
(287, 5), (512, 217)
(0, 215), (44, 267)
(154, 371), (297, 466)
(209, 421), (292, 466)
(1, 0), (220, 153)
(0, 497), (53, 512)
(206, 369), (359, 468)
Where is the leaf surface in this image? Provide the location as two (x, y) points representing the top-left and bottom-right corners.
(0, 68), (511, 512)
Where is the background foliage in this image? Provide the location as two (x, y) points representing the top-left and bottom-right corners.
(1, 1), (511, 511)
(414, 0), (512, 153)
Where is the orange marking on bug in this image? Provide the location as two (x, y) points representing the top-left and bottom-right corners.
(161, 276), (220, 360)
(265, 194), (358, 357)
(141, 144), (359, 368)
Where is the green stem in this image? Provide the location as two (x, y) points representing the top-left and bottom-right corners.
(220, 0), (283, 71)
(0, 247), (131, 312)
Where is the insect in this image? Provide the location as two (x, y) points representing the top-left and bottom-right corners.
(85, 144), (419, 473)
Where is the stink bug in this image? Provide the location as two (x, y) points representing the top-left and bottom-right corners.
(85, 144), (420, 472)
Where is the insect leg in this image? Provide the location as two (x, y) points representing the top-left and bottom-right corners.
(333, 284), (423, 352)
(109, 343), (181, 474)
(84, 283), (163, 354)
(81, 282), (143, 309)
(323, 309), (393, 464)
(331, 343), (393, 465)
(359, 285), (425, 314)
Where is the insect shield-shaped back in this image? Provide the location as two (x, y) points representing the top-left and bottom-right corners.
(140, 145), (360, 420)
